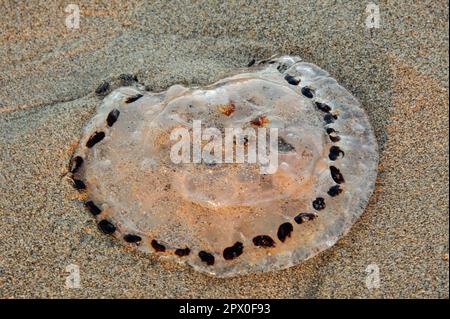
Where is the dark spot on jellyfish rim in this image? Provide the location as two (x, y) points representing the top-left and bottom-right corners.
(313, 197), (326, 210)
(85, 201), (101, 215)
(278, 137), (295, 152)
(123, 234), (142, 243)
(119, 74), (138, 84)
(326, 128), (341, 142)
(253, 235), (276, 248)
(95, 81), (109, 95)
(277, 222), (294, 242)
(106, 109), (120, 127)
(151, 239), (166, 252)
(72, 179), (86, 190)
(247, 59), (256, 67)
(328, 185), (343, 197)
(198, 251), (215, 266)
(125, 94), (143, 104)
(330, 166), (345, 184)
(301, 87), (314, 98)
(223, 242), (244, 260)
(69, 156), (83, 173)
(329, 135), (341, 143)
(175, 247), (191, 257)
(315, 102), (331, 113)
(284, 74), (300, 85)
(86, 131), (105, 148)
(324, 114), (335, 124)
(98, 219), (116, 234)
(294, 212), (318, 224)
(329, 146), (345, 161)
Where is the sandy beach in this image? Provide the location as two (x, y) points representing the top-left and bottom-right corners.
(0, 1), (448, 298)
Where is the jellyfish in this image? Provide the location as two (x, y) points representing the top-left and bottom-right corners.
(69, 55), (378, 277)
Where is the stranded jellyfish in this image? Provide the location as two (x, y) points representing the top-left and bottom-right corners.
(69, 55), (378, 277)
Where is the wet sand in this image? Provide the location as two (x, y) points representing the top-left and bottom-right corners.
(0, 1), (448, 298)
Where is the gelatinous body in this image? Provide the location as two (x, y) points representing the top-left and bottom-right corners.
(70, 55), (378, 277)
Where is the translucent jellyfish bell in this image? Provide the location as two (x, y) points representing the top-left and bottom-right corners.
(69, 55), (378, 277)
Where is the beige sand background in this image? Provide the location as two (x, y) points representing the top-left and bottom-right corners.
(0, 1), (448, 298)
